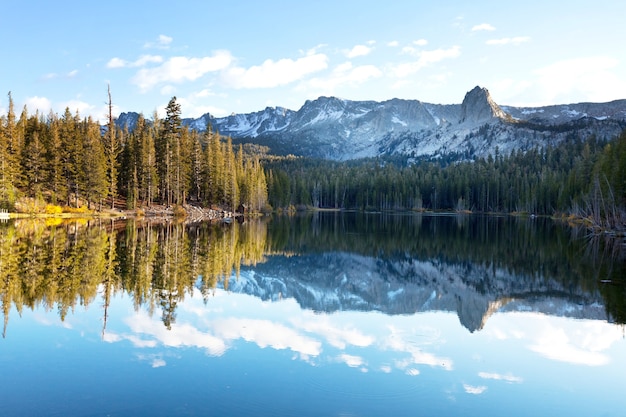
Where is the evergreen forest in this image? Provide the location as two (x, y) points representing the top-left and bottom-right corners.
(0, 93), (268, 214)
(1, 91), (625, 232)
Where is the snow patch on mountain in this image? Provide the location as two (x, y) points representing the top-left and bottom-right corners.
(215, 251), (608, 333)
(392, 116), (408, 127)
(117, 86), (626, 161)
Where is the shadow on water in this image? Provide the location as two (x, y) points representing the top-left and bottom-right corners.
(0, 212), (624, 337)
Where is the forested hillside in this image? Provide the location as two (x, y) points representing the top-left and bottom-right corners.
(265, 132), (626, 231)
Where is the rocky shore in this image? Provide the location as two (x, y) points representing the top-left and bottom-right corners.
(141, 204), (241, 223)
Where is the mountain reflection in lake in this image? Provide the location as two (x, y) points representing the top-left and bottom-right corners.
(0, 213), (625, 417)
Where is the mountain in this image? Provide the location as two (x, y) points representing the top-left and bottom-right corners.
(221, 251), (607, 333)
(117, 86), (626, 161)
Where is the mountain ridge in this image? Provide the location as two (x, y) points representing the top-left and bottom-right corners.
(222, 251), (608, 333)
(116, 86), (626, 161)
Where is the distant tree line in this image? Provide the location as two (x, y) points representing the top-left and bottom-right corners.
(0, 93), (268, 212)
(265, 131), (626, 230)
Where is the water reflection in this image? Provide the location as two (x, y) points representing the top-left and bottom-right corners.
(1, 213), (625, 416)
(1, 213), (624, 338)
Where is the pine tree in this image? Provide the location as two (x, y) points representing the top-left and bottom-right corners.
(59, 108), (83, 207)
(206, 130), (225, 204)
(133, 114), (157, 207)
(158, 97), (184, 205)
(103, 85), (120, 209)
(44, 111), (65, 204)
(0, 93), (20, 209)
(21, 112), (46, 199)
(189, 130), (204, 202)
(178, 126), (192, 204)
(81, 116), (108, 209)
(223, 136), (238, 210)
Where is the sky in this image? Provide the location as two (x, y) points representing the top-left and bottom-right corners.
(2, 0), (626, 123)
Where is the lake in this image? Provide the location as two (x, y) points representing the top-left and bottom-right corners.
(1, 212), (625, 416)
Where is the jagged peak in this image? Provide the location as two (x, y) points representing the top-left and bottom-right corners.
(460, 86), (509, 123)
(301, 95), (348, 109)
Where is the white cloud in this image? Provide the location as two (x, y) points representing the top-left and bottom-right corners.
(302, 61), (382, 96)
(464, 384), (487, 395)
(102, 332), (122, 343)
(487, 313), (624, 367)
(472, 23), (496, 31)
(124, 311), (228, 356)
(135, 353), (167, 368)
(160, 85), (176, 95)
(490, 78), (534, 102)
(346, 44), (372, 58)
(294, 316), (374, 349)
(41, 70), (79, 80)
(391, 46), (461, 78)
(158, 35), (172, 46)
(533, 56), (626, 104)
(152, 358), (166, 368)
(528, 325), (612, 366)
(60, 99), (95, 116)
(223, 52), (328, 89)
(339, 354), (365, 368)
(125, 334), (158, 348)
(144, 34), (173, 49)
(103, 331), (160, 348)
(193, 89), (215, 98)
(132, 51), (233, 92)
(106, 57), (126, 68)
(401, 40), (429, 55)
(212, 317), (322, 357)
(478, 372), (523, 383)
(302, 44), (327, 56)
(25, 96), (52, 113)
(187, 104), (228, 118)
(387, 41), (399, 47)
(174, 90), (228, 117)
(107, 55), (164, 69)
(486, 36), (530, 46)
(135, 55), (164, 67)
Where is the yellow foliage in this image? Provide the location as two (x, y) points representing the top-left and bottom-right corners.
(45, 218), (63, 227)
(173, 205), (187, 218)
(45, 204), (63, 214)
(62, 206), (92, 214)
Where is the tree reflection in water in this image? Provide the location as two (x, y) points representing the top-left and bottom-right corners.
(0, 212), (624, 338)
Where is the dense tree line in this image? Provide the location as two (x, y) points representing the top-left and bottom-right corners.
(265, 131), (626, 230)
(0, 93), (268, 212)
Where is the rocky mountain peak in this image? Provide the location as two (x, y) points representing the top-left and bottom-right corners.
(460, 86), (509, 123)
(114, 85), (626, 161)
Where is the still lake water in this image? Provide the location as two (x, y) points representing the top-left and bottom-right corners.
(1, 212), (625, 416)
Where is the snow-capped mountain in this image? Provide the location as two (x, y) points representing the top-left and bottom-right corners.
(117, 86), (626, 160)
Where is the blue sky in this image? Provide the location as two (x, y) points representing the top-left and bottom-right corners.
(2, 0), (625, 122)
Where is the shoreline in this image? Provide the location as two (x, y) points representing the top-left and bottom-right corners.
(1, 203), (243, 224)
